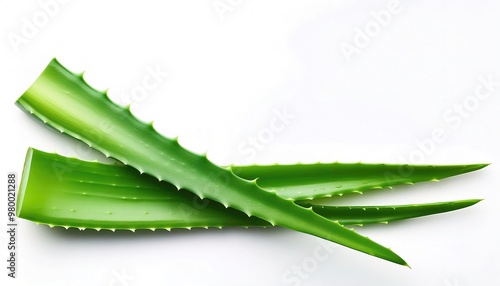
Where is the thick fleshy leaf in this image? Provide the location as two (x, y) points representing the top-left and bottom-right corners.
(18, 148), (481, 230)
(16, 59), (407, 265)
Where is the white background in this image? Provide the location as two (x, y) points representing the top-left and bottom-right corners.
(1, 1), (499, 285)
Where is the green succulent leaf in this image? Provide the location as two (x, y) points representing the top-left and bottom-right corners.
(16, 59), (408, 265)
(17, 148), (481, 230)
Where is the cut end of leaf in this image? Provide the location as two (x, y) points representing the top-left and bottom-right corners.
(16, 147), (34, 217)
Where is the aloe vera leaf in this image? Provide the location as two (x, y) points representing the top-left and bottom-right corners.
(232, 163), (487, 201)
(306, 200), (480, 225)
(16, 59), (407, 265)
(17, 148), (481, 230)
